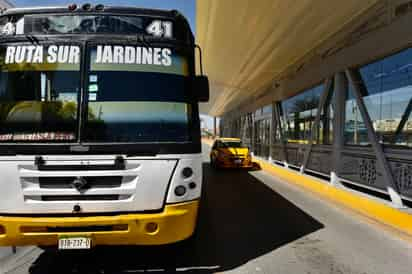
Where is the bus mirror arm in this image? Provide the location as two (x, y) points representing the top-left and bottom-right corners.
(194, 44), (210, 102)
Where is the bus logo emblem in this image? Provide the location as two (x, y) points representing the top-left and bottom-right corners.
(72, 177), (88, 193)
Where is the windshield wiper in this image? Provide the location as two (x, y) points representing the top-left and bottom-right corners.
(25, 34), (41, 45)
(136, 35), (151, 48)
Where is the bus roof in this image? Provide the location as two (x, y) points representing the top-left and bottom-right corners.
(1, 5), (185, 21)
(0, 5), (193, 42)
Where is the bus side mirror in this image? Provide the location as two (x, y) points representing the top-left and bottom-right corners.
(194, 76), (209, 102)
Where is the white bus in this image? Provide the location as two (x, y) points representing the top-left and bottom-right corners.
(0, 3), (209, 250)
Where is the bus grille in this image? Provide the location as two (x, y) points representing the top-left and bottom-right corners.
(39, 176), (122, 189)
(19, 163), (139, 203)
(41, 195), (121, 201)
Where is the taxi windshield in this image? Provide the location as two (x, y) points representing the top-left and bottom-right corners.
(222, 141), (244, 148)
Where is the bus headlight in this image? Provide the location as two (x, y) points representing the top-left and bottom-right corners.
(174, 185), (187, 196)
(166, 157), (202, 204)
(182, 167), (193, 178)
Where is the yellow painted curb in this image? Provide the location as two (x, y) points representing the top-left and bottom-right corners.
(253, 158), (412, 237)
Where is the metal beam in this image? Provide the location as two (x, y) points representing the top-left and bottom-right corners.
(301, 78), (333, 172)
(274, 102), (289, 165)
(213, 117), (217, 137)
(269, 102), (275, 161)
(345, 69), (404, 208)
(248, 113), (255, 154)
(331, 72), (347, 185)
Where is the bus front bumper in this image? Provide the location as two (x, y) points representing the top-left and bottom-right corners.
(0, 200), (199, 247)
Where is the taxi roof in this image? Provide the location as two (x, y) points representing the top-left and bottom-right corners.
(217, 138), (241, 142)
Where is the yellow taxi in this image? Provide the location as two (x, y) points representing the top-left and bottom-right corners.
(210, 138), (253, 168)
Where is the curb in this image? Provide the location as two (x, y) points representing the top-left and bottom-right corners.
(0, 247), (41, 274)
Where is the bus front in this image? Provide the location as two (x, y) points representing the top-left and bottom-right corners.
(0, 5), (208, 249)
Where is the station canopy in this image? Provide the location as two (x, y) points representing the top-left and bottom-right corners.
(196, 0), (379, 116)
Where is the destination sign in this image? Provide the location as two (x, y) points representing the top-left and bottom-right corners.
(94, 46), (172, 66)
(5, 45), (80, 64)
(4, 45), (173, 67)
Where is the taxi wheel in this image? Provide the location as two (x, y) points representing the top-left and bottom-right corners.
(210, 156), (215, 168)
(210, 156), (219, 169)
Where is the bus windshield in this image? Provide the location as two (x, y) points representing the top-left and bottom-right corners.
(24, 15), (147, 35)
(0, 44), (80, 142)
(0, 43), (194, 144)
(84, 45), (192, 143)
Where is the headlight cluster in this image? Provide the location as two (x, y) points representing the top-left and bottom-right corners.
(166, 157), (202, 204)
(173, 167), (197, 197)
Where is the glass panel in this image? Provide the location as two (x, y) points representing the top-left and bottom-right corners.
(254, 118), (270, 158)
(344, 84), (369, 145)
(346, 48), (412, 147)
(0, 45), (80, 142)
(317, 86), (334, 145)
(281, 84), (323, 144)
(84, 45), (191, 143)
(244, 115), (251, 139)
(262, 104), (272, 114)
(25, 15), (148, 35)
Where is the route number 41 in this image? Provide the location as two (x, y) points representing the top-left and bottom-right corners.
(146, 20), (173, 38)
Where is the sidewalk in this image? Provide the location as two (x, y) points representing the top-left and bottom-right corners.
(0, 247), (41, 274)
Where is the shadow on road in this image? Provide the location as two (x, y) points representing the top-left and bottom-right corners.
(28, 163), (323, 274)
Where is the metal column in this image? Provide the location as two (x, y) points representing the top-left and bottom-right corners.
(268, 102), (275, 162)
(213, 116), (217, 137)
(274, 102), (288, 166)
(331, 72), (347, 185)
(249, 113), (255, 155)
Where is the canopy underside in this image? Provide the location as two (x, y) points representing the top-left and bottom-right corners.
(196, 0), (379, 116)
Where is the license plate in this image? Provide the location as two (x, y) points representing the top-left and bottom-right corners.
(58, 236), (91, 250)
(234, 159), (242, 164)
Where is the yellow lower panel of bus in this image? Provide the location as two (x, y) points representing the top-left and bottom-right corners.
(0, 200), (199, 247)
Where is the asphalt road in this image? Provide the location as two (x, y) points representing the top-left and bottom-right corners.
(3, 143), (412, 274)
